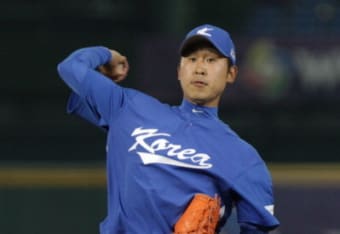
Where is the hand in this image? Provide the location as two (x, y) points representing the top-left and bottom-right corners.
(98, 49), (129, 82)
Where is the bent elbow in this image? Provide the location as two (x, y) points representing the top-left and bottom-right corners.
(57, 59), (72, 81)
(56, 57), (88, 94)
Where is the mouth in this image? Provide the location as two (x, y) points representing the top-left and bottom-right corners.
(191, 80), (208, 88)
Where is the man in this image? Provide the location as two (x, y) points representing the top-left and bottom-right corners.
(57, 24), (280, 234)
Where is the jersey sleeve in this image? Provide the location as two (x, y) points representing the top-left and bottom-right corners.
(57, 46), (124, 124)
(231, 162), (280, 230)
(67, 92), (108, 130)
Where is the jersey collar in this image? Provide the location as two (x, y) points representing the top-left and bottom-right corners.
(179, 99), (218, 119)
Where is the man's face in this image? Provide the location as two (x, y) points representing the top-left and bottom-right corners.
(178, 44), (237, 107)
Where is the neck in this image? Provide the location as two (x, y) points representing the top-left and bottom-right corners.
(185, 98), (219, 108)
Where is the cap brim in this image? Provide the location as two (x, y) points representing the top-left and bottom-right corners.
(180, 35), (228, 59)
(180, 35), (214, 56)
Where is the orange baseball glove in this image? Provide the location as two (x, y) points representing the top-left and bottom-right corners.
(174, 193), (221, 234)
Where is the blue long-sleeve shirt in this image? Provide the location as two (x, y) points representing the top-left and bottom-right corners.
(57, 46), (279, 234)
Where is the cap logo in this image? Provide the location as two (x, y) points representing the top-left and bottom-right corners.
(230, 48), (236, 62)
(196, 27), (213, 37)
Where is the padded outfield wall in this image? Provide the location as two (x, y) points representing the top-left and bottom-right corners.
(1, 163), (340, 234)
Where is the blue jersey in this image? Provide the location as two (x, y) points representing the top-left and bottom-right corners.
(57, 46), (279, 234)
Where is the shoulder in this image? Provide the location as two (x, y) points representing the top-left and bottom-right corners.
(219, 120), (261, 158)
(125, 88), (166, 105)
(215, 120), (265, 171)
(122, 87), (173, 114)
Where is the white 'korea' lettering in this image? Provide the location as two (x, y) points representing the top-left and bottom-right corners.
(128, 127), (212, 169)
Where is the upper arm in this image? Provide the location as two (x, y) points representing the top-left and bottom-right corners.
(67, 92), (108, 130)
(57, 47), (125, 124)
(232, 162), (279, 230)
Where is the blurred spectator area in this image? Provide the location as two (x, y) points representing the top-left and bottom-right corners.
(1, 0), (340, 162)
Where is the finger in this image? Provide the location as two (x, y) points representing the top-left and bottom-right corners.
(114, 75), (126, 83)
(111, 64), (128, 81)
(118, 56), (129, 73)
(123, 59), (129, 73)
(115, 59), (129, 76)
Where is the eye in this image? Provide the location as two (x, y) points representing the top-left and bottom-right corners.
(206, 57), (216, 63)
(188, 57), (197, 62)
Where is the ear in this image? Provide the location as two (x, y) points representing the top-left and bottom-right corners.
(226, 65), (238, 84)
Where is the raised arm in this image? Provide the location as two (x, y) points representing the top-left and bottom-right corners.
(57, 46), (128, 94)
(57, 46), (129, 125)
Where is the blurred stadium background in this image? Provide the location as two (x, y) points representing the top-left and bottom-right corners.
(1, 0), (340, 233)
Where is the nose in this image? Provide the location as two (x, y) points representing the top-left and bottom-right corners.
(194, 60), (206, 76)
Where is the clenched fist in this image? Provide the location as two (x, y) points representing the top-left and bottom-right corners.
(98, 49), (129, 82)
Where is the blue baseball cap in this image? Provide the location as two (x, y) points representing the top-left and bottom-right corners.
(179, 24), (236, 65)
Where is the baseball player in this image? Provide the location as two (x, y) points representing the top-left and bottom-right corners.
(57, 24), (279, 234)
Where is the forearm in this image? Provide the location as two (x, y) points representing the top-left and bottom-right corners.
(57, 46), (112, 94)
